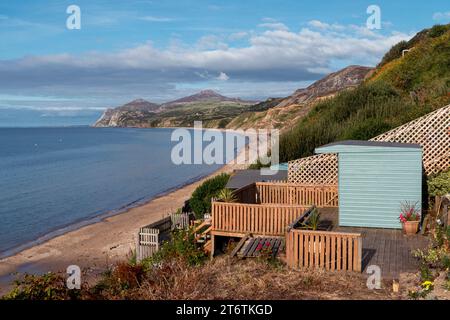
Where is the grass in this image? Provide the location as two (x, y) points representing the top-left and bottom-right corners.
(3, 256), (397, 300)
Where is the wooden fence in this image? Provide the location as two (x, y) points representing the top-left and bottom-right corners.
(286, 229), (362, 272)
(211, 201), (309, 236)
(171, 212), (192, 229)
(256, 182), (338, 207)
(136, 213), (191, 262)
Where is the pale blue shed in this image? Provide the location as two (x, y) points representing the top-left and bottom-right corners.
(315, 140), (422, 229)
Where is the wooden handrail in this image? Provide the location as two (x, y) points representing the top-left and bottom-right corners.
(212, 201), (309, 236)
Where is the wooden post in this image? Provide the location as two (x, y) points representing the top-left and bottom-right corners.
(210, 234), (215, 260)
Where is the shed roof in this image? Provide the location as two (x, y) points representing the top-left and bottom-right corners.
(315, 140), (422, 154)
(226, 169), (287, 190)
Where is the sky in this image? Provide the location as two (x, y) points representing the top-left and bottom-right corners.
(0, 0), (449, 126)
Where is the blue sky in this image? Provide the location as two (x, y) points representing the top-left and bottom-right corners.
(0, 0), (449, 126)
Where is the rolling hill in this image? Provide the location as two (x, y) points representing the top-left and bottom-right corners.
(226, 65), (372, 130)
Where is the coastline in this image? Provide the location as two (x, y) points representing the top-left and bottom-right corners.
(0, 133), (254, 292)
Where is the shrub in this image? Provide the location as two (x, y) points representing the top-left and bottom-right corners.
(2, 273), (82, 300)
(427, 170), (450, 197)
(189, 173), (230, 218)
(377, 40), (409, 67)
(428, 24), (449, 38)
(91, 262), (145, 297)
(143, 228), (207, 267)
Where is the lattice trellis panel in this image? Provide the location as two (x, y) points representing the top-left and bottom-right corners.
(288, 104), (450, 184)
(371, 105), (450, 175)
(288, 153), (338, 184)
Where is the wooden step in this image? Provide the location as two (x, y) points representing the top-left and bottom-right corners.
(193, 220), (211, 234)
(203, 240), (212, 253)
(195, 226), (212, 241)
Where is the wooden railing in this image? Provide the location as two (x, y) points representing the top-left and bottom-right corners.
(286, 229), (362, 272)
(256, 182), (338, 207)
(211, 201), (309, 236)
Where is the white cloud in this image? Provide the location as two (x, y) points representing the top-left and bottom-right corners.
(3, 25), (411, 73)
(139, 16), (174, 22)
(432, 11), (450, 21)
(216, 72), (229, 81)
(0, 19), (413, 102)
(308, 20), (330, 30)
(196, 35), (228, 50)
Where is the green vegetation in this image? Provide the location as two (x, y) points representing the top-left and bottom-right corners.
(189, 173), (230, 218)
(156, 101), (252, 128)
(427, 170), (450, 197)
(410, 225), (450, 299)
(301, 208), (321, 231)
(246, 97), (285, 112)
(279, 24), (450, 162)
(143, 229), (207, 267)
(2, 273), (82, 300)
(216, 188), (237, 202)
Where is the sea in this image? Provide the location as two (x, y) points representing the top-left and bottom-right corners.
(0, 127), (244, 258)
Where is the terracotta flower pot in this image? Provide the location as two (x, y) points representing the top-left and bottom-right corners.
(403, 221), (420, 235)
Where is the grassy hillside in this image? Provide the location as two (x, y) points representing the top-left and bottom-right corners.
(279, 24), (450, 162)
(150, 101), (252, 128)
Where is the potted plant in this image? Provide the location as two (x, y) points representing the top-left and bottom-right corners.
(399, 201), (421, 235)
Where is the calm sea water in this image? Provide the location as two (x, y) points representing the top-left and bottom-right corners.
(0, 127), (243, 257)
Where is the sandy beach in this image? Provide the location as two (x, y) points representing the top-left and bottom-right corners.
(0, 139), (255, 293)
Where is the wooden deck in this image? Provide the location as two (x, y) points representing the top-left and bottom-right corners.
(320, 208), (430, 279)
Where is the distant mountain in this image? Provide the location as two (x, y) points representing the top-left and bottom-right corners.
(93, 90), (256, 128)
(93, 99), (160, 127)
(162, 90), (253, 108)
(226, 65), (373, 130)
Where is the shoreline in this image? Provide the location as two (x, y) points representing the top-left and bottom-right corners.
(0, 136), (254, 292)
(0, 171), (213, 260)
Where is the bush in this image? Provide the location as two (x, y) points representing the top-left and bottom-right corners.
(143, 229), (206, 267)
(428, 24), (449, 38)
(427, 170), (450, 197)
(189, 173), (230, 218)
(90, 262), (145, 297)
(377, 40), (409, 67)
(2, 273), (82, 300)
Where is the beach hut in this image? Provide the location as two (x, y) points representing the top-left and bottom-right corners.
(315, 140), (422, 229)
